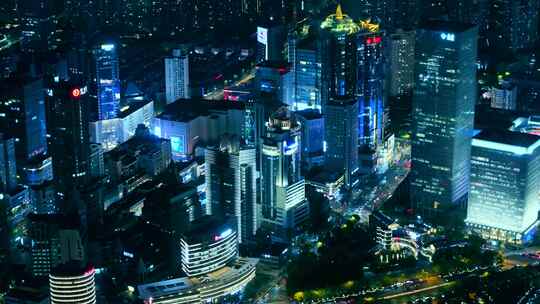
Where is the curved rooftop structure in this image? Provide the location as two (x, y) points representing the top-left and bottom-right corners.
(321, 5), (360, 35)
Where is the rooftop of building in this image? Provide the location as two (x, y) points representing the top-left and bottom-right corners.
(510, 116), (540, 136)
(50, 262), (94, 278)
(138, 257), (257, 300)
(117, 100), (153, 119)
(5, 286), (48, 302)
(181, 216), (235, 244)
(156, 99), (244, 123)
(419, 20), (476, 33)
(474, 129), (540, 149)
(321, 5), (360, 34)
(255, 60), (290, 70)
(28, 213), (80, 229)
(295, 109), (323, 120)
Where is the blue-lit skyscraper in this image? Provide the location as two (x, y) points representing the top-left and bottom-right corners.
(356, 25), (385, 148)
(287, 28), (322, 111)
(466, 130), (540, 244)
(95, 43), (121, 120)
(296, 109), (324, 170)
(0, 78), (48, 161)
(320, 5), (359, 100)
(410, 21), (477, 216)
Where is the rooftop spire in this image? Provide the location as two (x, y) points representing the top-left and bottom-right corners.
(336, 4), (343, 20)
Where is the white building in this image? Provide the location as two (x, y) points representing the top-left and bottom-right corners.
(466, 129), (540, 244)
(49, 264), (96, 304)
(205, 138), (259, 244)
(89, 100), (154, 151)
(180, 218), (238, 277)
(165, 49), (190, 104)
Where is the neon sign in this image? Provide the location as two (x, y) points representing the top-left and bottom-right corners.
(101, 44), (115, 51)
(440, 33), (455, 42)
(71, 88), (81, 98)
(214, 228), (232, 241)
(366, 36), (382, 45)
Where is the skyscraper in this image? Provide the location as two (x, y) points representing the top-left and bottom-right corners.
(165, 49), (190, 104)
(256, 24), (286, 63)
(260, 108), (308, 239)
(486, 0), (539, 51)
(356, 20), (385, 148)
(410, 21), (478, 216)
(388, 29), (415, 97)
(287, 30), (323, 111)
(47, 82), (90, 210)
(320, 5), (359, 99)
(296, 109), (324, 171)
(324, 96), (359, 188)
(0, 134), (17, 193)
(466, 130), (540, 244)
(205, 136), (258, 244)
(95, 43), (121, 120)
(0, 78), (48, 161)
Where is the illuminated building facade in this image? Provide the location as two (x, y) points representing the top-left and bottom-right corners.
(296, 109), (324, 170)
(287, 27), (322, 111)
(388, 29), (415, 97)
(180, 218), (238, 277)
(488, 81), (517, 110)
(89, 100), (154, 151)
(152, 100), (245, 161)
(95, 43), (121, 120)
(47, 82), (90, 209)
(356, 24), (385, 149)
(256, 25), (285, 63)
(205, 137), (258, 244)
(511, 116), (540, 136)
(410, 21), (477, 216)
(466, 130), (540, 244)
(324, 96), (359, 188)
(138, 257), (257, 304)
(49, 264), (96, 304)
(320, 5), (359, 99)
(165, 49), (190, 104)
(0, 78), (48, 161)
(260, 108), (309, 238)
(0, 134), (17, 193)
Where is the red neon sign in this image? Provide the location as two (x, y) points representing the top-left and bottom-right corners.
(366, 36), (382, 45)
(71, 88), (81, 98)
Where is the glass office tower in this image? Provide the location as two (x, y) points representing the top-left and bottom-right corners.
(95, 43), (120, 120)
(410, 21), (477, 215)
(260, 108), (308, 240)
(205, 137), (258, 244)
